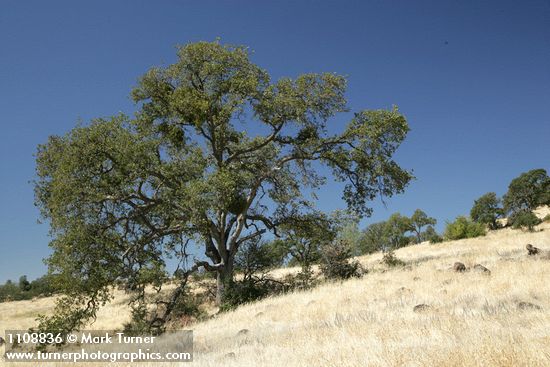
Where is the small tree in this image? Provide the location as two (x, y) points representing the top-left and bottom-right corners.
(470, 192), (504, 230)
(19, 275), (31, 292)
(221, 238), (287, 309)
(278, 212), (335, 286)
(409, 209), (437, 243)
(359, 213), (413, 254)
(421, 225), (443, 243)
(331, 210), (362, 255)
(359, 221), (388, 254)
(503, 169), (550, 216)
(510, 210), (541, 231)
(319, 240), (362, 280)
(444, 216), (486, 240)
(384, 213), (411, 250)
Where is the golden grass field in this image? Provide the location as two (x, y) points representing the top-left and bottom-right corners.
(2, 207), (550, 367)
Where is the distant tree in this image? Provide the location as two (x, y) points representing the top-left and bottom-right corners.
(234, 238), (287, 279)
(470, 192), (504, 230)
(331, 210), (362, 255)
(359, 212), (416, 253)
(409, 209), (437, 243)
(510, 210), (541, 231)
(384, 213), (411, 250)
(19, 275), (31, 292)
(359, 221), (388, 254)
(503, 169), (550, 216)
(221, 238), (288, 309)
(421, 225), (443, 243)
(444, 216), (486, 240)
(278, 212), (336, 283)
(319, 240), (362, 280)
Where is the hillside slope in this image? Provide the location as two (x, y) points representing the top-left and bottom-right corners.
(1, 217), (549, 366)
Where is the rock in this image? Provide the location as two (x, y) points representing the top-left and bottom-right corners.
(237, 329), (250, 336)
(254, 312), (264, 318)
(473, 264), (491, 275)
(413, 276), (421, 281)
(526, 244), (540, 256)
(0, 336), (4, 346)
(453, 262), (466, 272)
(413, 304), (432, 313)
(517, 301), (542, 311)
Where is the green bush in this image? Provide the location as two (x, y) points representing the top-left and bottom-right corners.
(220, 239), (289, 311)
(0, 275), (57, 303)
(319, 240), (363, 280)
(421, 225), (443, 243)
(510, 210), (541, 231)
(444, 216), (486, 240)
(382, 250), (406, 267)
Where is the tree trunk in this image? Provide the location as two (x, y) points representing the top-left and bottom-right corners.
(215, 261), (234, 305)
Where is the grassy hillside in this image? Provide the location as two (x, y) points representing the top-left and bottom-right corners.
(1, 211), (549, 366)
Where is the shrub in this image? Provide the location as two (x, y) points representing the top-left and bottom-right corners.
(0, 275), (57, 303)
(543, 214), (550, 222)
(510, 210), (541, 231)
(444, 216), (486, 240)
(421, 225), (443, 243)
(220, 239), (288, 311)
(319, 240), (363, 280)
(382, 250), (406, 267)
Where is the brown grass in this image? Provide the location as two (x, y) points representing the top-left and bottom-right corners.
(1, 216), (550, 366)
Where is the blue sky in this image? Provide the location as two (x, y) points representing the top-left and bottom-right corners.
(1, 0), (549, 283)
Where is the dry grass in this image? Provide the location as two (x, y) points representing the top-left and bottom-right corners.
(1, 219), (550, 366)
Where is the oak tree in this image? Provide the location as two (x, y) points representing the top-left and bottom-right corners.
(35, 41), (412, 332)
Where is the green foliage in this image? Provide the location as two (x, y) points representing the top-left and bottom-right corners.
(319, 240), (363, 280)
(384, 213), (412, 249)
(543, 214), (550, 222)
(234, 239), (287, 279)
(123, 292), (204, 335)
(359, 221), (387, 254)
(382, 250), (406, 267)
(503, 169), (550, 215)
(444, 216), (486, 240)
(34, 41), (412, 330)
(277, 212), (336, 283)
(0, 275), (57, 302)
(409, 209), (437, 243)
(19, 275), (31, 292)
(422, 226), (443, 243)
(220, 239), (288, 311)
(470, 192), (504, 230)
(35, 289), (112, 340)
(510, 210), (541, 231)
(359, 210), (437, 253)
(331, 210), (362, 255)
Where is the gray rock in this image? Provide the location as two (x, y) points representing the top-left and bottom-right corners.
(473, 264), (491, 275)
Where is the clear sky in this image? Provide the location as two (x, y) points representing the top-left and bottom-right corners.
(1, 0), (549, 283)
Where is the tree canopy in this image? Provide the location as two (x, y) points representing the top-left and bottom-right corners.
(470, 192), (503, 230)
(34, 41), (413, 333)
(503, 169), (550, 215)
